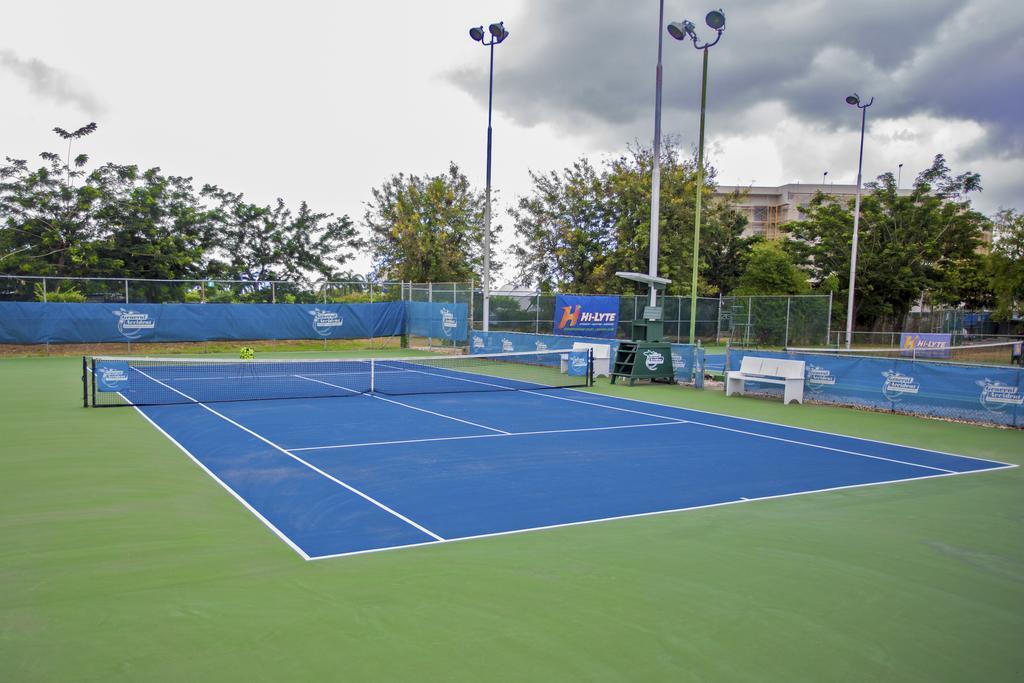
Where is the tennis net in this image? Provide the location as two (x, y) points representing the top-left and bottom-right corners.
(83, 349), (592, 407)
(785, 339), (1023, 367)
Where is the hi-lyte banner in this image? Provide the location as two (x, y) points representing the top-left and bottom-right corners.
(899, 332), (951, 358)
(552, 295), (619, 338)
(0, 301), (407, 344)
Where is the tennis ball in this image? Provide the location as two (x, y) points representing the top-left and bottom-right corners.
(240, 347), (255, 360)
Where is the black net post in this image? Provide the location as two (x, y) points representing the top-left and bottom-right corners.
(90, 357), (96, 407)
(589, 348), (595, 387)
(82, 356), (88, 408)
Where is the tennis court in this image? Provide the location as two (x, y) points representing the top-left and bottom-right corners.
(87, 352), (1013, 560)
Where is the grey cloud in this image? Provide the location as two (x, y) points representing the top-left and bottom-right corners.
(447, 0), (1024, 155)
(0, 49), (105, 115)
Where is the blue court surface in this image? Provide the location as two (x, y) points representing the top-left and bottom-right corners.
(130, 373), (1015, 561)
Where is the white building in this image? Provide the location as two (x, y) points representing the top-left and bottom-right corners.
(714, 183), (911, 239)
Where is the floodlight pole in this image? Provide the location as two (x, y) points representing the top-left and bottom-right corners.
(484, 39), (495, 332)
(469, 22), (509, 332)
(844, 94), (873, 349)
(669, 10), (725, 344)
(648, 0), (666, 309)
(688, 45), (711, 344)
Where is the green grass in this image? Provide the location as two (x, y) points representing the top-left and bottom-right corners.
(1, 354), (1022, 681)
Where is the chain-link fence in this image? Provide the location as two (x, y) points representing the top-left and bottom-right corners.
(722, 295), (832, 348)
(403, 282), (475, 350)
(0, 274), (410, 304)
(474, 291), (832, 346)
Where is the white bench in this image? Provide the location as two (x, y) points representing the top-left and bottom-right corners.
(559, 342), (612, 378)
(726, 356), (805, 405)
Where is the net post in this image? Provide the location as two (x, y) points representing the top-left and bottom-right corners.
(90, 357), (96, 407)
(82, 356), (88, 408)
(588, 348), (594, 387)
(370, 358), (375, 393)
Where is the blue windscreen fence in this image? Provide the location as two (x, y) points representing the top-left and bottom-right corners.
(404, 301), (469, 342)
(727, 348), (1024, 427)
(469, 330), (697, 382)
(0, 301), (468, 345)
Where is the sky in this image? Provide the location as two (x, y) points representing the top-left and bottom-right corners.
(2, 0), (1022, 283)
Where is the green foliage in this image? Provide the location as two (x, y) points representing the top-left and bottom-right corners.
(734, 241), (809, 296)
(0, 125), (361, 292)
(785, 154), (991, 329)
(509, 140), (749, 296)
(365, 162), (497, 282)
(990, 208), (1024, 321)
(33, 282), (86, 302)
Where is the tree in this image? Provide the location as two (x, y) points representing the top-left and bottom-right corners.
(203, 186), (360, 285)
(0, 123), (102, 275)
(701, 191), (757, 295)
(510, 140), (748, 295)
(786, 155), (990, 329)
(508, 158), (611, 291)
(990, 208), (1024, 320)
(364, 162), (497, 283)
(734, 240), (809, 295)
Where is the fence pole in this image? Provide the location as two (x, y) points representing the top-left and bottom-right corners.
(716, 293), (722, 343)
(784, 297), (791, 348)
(826, 291), (833, 347)
(271, 282), (276, 304)
(370, 282), (375, 304)
(469, 279), (475, 332)
(428, 282), (433, 349)
(125, 279), (129, 304)
(746, 296), (752, 346)
(535, 293), (540, 334)
(42, 277), (47, 303)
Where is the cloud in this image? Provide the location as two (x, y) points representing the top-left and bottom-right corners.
(446, 0), (1024, 156)
(0, 49), (105, 115)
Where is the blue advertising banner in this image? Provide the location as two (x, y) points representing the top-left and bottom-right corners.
(404, 302), (469, 342)
(95, 360), (131, 392)
(0, 301), (406, 344)
(567, 351), (590, 376)
(553, 295), (619, 339)
(727, 348), (1023, 427)
(899, 332), (951, 358)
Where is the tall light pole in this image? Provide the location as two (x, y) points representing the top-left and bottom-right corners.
(647, 0), (667, 309)
(844, 92), (873, 349)
(897, 162), (903, 189)
(469, 21), (509, 332)
(669, 9), (725, 344)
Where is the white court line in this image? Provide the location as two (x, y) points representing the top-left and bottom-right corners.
(558, 387), (1020, 469)
(519, 389), (959, 473)
(377, 363), (1007, 475)
(289, 421), (688, 452)
(294, 374), (510, 435)
(130, 405), (311, 560)
(306, 465), (1005, 561)
(131, 367), (445, 543)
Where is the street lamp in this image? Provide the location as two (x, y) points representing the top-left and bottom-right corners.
(469, 20), (509, 333)
(844, 92), (873, 349)
(669, 9), (725, 344)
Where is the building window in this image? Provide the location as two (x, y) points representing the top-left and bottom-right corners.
(753, 206), (768, 222)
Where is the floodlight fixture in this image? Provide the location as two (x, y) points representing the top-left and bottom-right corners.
(489, 21), (509, 42)
(667, 21), (688, 41)
(846, 94), (860, 106)
(469, 26), (485, 42)
(705, 9), (726, 30)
